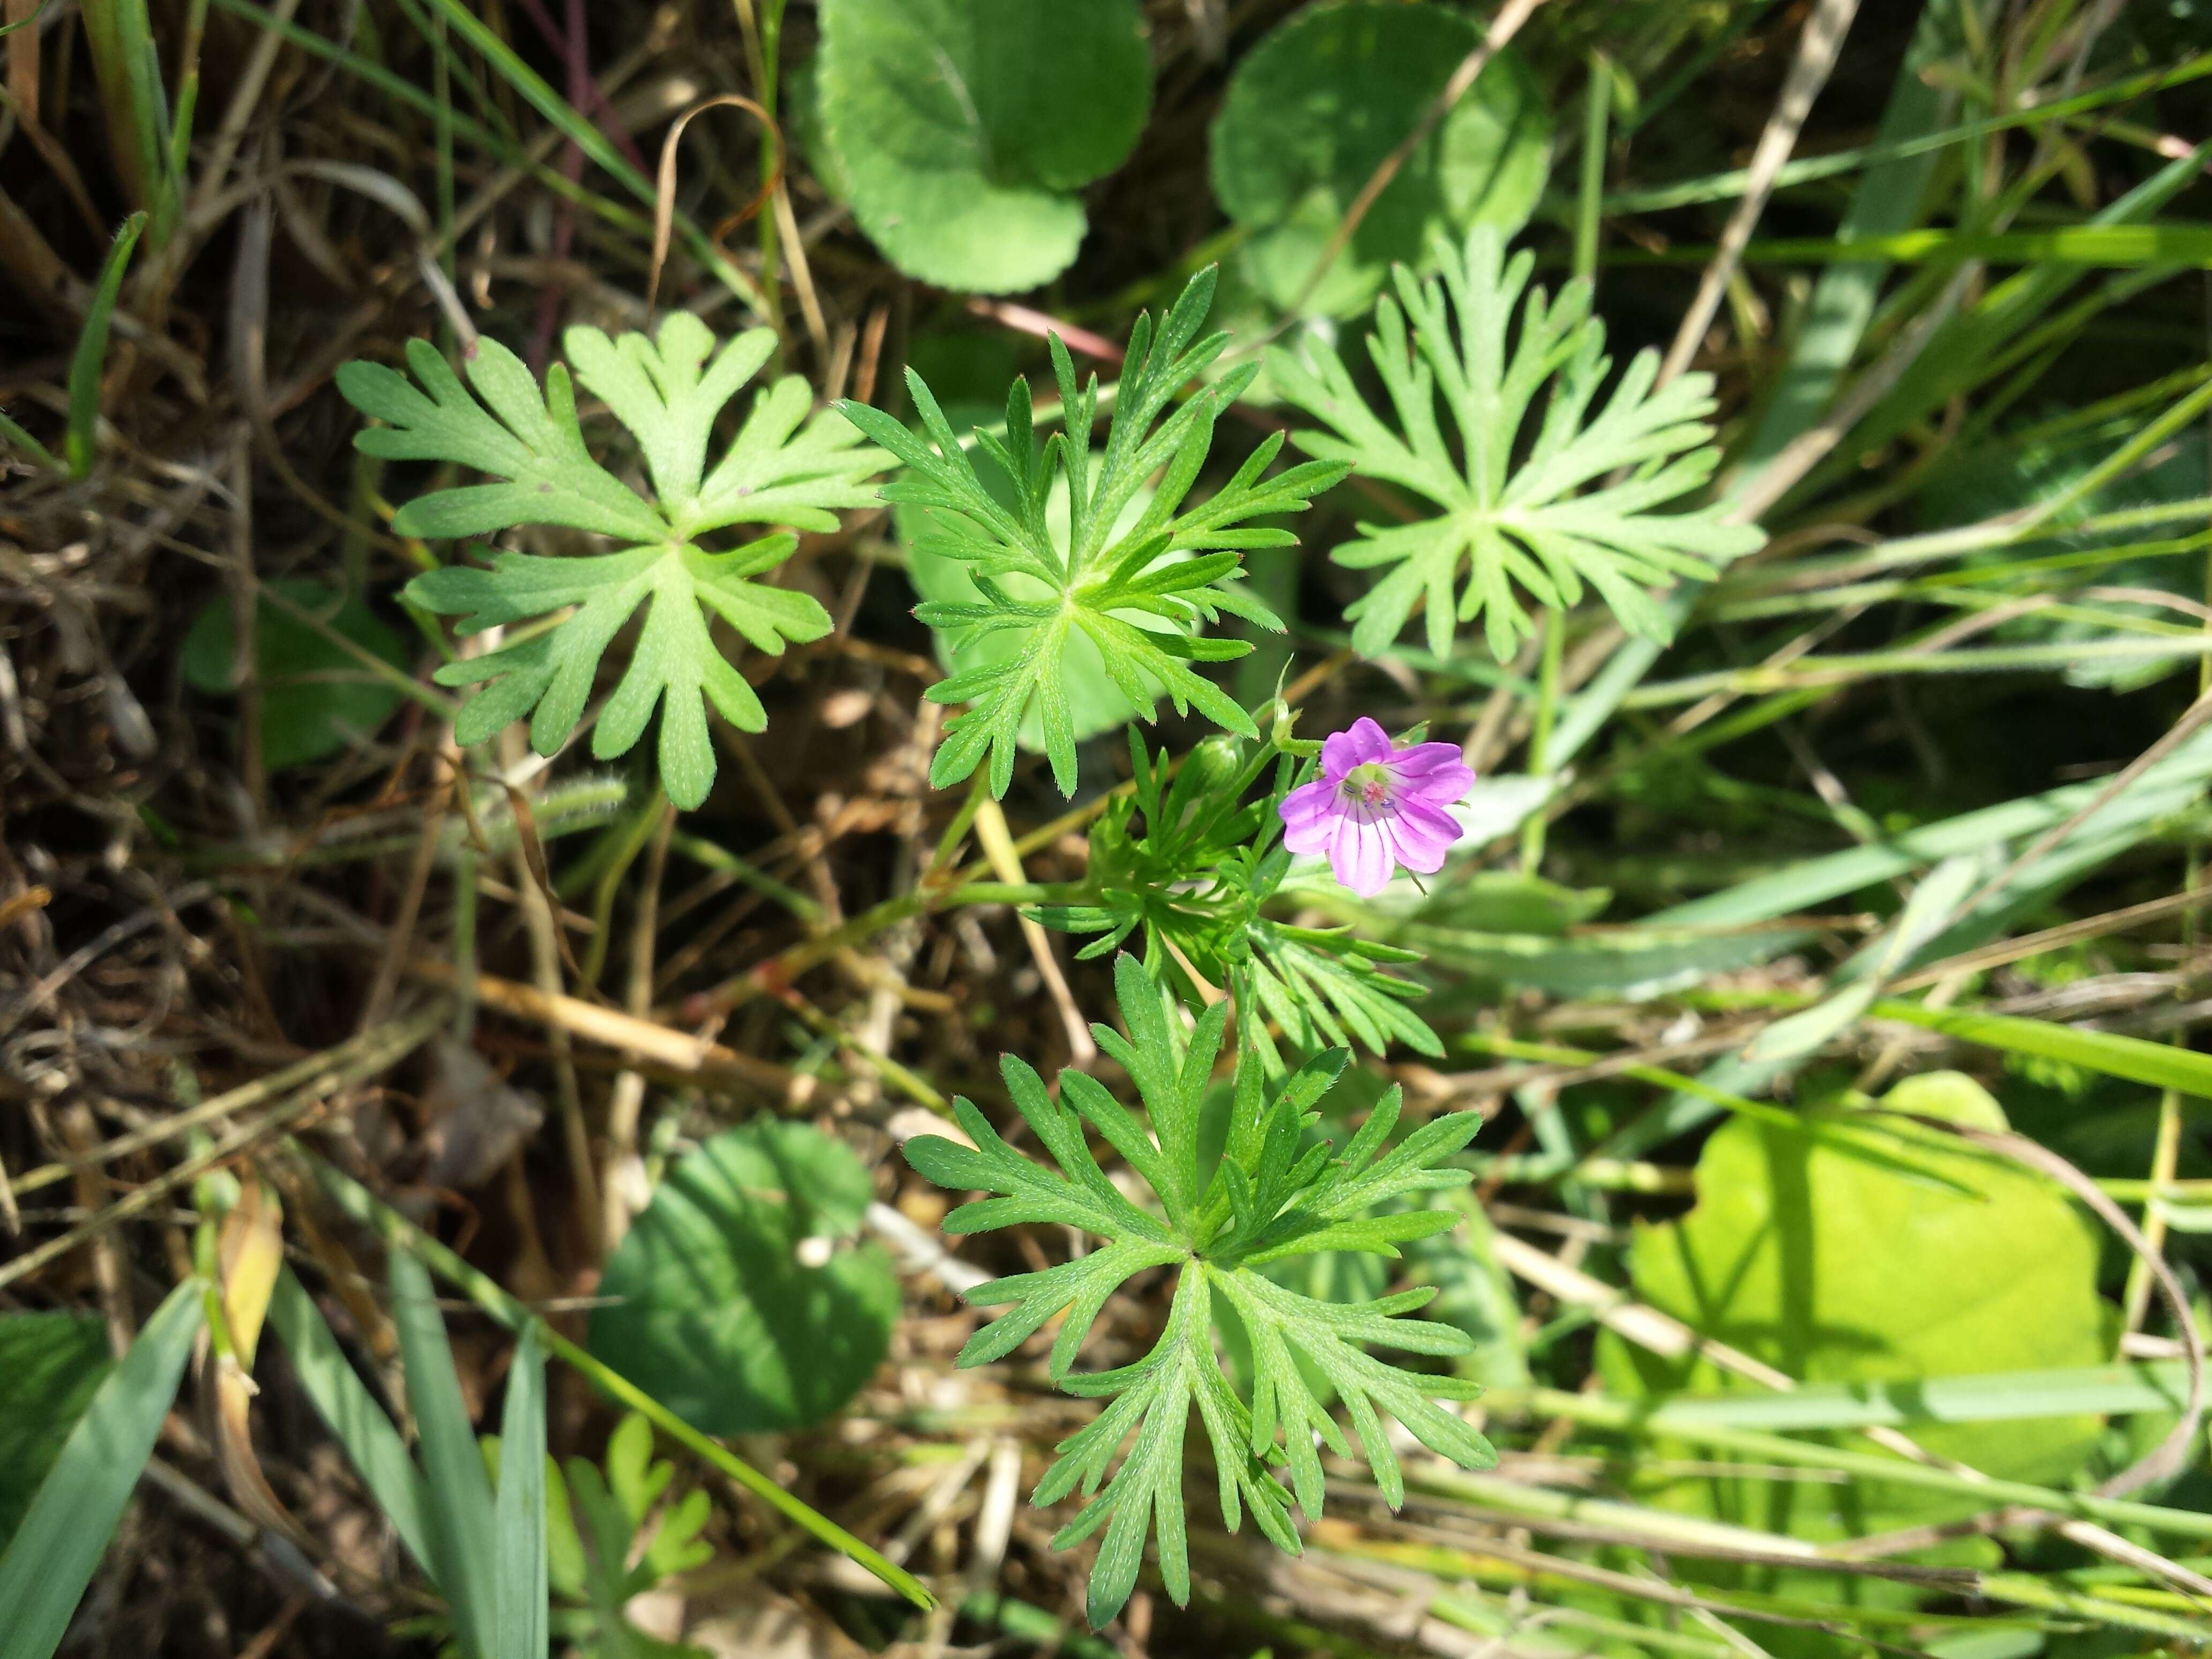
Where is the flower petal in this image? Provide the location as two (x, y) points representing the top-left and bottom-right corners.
(1389, 797), (1462, 873)
(1390, 741), (1476, 791)
(1400, 763), (1475, 809)
(1279, 776), (1340, 831)
(1280, 780), (1345, 855)
(1323, 717), (1394, 778)
(1339, 805), (1394, 896)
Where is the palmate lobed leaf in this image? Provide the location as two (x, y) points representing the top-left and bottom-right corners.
(410, 535), (829, 812)
(837, 266), (1346, 799)
(336, 314), (890, 809)
(902, 955), (1493, 1628)
(1273, 225), (1766, 662)
(339, 338), (664, 544)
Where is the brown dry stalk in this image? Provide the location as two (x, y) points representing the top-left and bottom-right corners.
(407, 956), (802, 1099)
(0, 1008), (445, 1291)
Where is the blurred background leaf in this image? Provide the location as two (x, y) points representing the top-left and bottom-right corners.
(589, 1123), (900, 1436)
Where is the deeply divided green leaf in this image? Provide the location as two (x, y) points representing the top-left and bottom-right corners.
(902, 956), (1493, 1628)
(1273, 226), (1765, 662)
(336, 316), (889, 808)
(839, 270), (1344, 798)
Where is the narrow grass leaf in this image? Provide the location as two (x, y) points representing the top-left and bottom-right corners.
(1631, 222), (2212, 272)
(1744, 853), (1981, 1063)
(1869, 998), (2212, 1098)
(1505, 1386), (2212, 1543)
(1651, 723), (2212, 926)
(65, 211), (146, 480)
(0, 410), (61, 473)
(0, 1280), (204, 1659)
(407, 0), (765, 313)
(1550, 1358), (2195, 1433)
(310, 1156), (936, 1611)
(390, 1249), (499, 1659)
(494, 1321), (548, 1659)
(264, 1267), (434, 1573)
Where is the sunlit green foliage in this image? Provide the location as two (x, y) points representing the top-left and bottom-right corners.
(840, 270), (1344, 797)
(1034, 729), (1442, 1070)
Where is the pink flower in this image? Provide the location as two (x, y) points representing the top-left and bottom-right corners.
(1278, 718), (1475, 897)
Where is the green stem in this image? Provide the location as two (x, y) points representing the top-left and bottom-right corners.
(452, 851), (479, 1044)
(581, 785), (669, 988)
(307, 1156), (936, 1611)
(744, 0), (786, 342)
(1520, 607), (1566, 872)
(668, 831), (824, 925)
(1489, 1387), (2212, 1543)
(1573, 53), (1611, 288)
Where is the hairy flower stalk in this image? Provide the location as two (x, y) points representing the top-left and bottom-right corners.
(1280, 718), (1475, 896)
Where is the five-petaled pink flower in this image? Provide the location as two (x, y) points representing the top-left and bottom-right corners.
(1279, 718), (1475, 897)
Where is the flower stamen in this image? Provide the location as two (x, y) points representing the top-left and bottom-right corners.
(1341, 760), (1393, 807)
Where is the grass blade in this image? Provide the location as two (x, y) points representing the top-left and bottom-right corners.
(1492, 1387), (2212, 1543)
(264, 1267), (434, 1573)
(0, 1280), (205, 1659)
(390, 1249), (499, 1659)
(64, 211), (146, 480)
(494, 1320), (547, 1659)
(1869, 998), (2212, 1097)
(1733, 0), (1959, 472)
(1651, 722), (2212, 926)
(0, 409), (61, 473)
(406, 0), (766, 316)
(1625, 221), (2212, 272)
(1540, 1358), (2193, 1433)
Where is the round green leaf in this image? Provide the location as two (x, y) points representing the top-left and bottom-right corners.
(182, 578), (410, 771)
(1210, 1), (1553, 317)
(786, 54), (850, 206)
(588, 1122), (898, 1436)
(1596, 1073), (2111, 1540)
(817, 0), (1152, 292)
